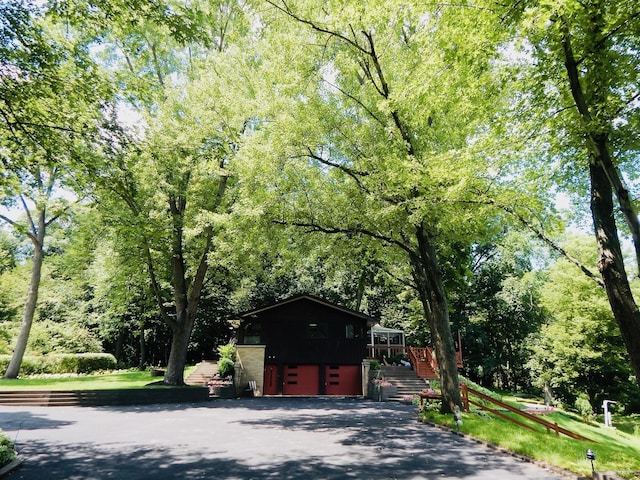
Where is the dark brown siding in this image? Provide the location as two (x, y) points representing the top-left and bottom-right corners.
(238, 298), (368, 365)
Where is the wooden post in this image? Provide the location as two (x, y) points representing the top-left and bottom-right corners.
(461, 383), (469, 412)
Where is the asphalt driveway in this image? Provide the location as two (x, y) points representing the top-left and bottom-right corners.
(0, 397), (569, 479)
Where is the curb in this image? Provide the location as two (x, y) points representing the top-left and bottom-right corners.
(0, 457), (24, 478)
(418, 417), (585, 479)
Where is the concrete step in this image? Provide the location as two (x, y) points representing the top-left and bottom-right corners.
(185, 360), (218, 386)
(395, 385), (428, 391)
(0, 388), (210, 406)
(0, 391), (80, 407)
(379, 365), (432, 402)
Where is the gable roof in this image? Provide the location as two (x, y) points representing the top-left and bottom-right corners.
(237, 294), (378, 324)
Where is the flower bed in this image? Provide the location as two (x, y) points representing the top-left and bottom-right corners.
(207, 376), (236, 398)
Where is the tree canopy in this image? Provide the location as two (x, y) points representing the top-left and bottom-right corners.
(1, 0), (639, 411)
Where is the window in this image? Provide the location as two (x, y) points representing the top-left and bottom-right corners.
(346, 323), (354, 339)
(307, 322), (328, 339)
(345, 323), (362, 339)
(243, 322), (262, 344)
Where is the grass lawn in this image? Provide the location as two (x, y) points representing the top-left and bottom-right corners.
(422, 405), (640, 477)
(0, 366), (197, 391)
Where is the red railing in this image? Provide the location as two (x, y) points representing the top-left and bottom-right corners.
(407, 347), (438, 379)
(368, 343), (462, 379)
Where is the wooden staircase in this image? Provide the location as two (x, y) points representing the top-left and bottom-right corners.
(380, 365), (430, 402)
(407, 347), (439, 380)
(407, 345), (463, 380)
(185, 360), (218, 386)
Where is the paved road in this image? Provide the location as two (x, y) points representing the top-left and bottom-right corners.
(1, 398), (569, 479)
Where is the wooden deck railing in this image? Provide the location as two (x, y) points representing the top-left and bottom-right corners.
(368, 343), (462, 378)
(461, 385), (594, 442)
(409, 346), (437, 370)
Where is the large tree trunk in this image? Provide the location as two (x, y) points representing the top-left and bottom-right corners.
(4, 229), (44, 379)
(115, 327), (125, 366)
(138, 319), (147, 369)
(163, 315), (194, 385)
(412, 226), (462, 413)
(560, 17), (640, 386)
(590, 159), (640, 386)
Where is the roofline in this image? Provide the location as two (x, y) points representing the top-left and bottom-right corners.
(237, 294), (378, 323)
(371, 324), (405, 334)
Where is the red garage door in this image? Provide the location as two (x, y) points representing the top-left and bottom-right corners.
(325, 365), (361, 395)
(263, 364), (279, 395)
(282, 365), (320, 395)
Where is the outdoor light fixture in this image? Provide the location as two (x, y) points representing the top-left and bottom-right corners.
(585, 449), (596, 473)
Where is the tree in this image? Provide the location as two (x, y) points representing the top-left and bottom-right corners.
(528, 236), (640, 412)
(454, 234), (546, 390)
(0, 229), (17, 274)
(241, 0), (514, 412)
(60, 0), (260, 384)
(510, 0), (640, 385)
(1, 1), (109, 377)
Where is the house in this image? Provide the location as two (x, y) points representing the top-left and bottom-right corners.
(235, 295), (376, 396)
(233, 294), (462, 396)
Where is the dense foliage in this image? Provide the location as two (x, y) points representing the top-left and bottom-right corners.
(0, 353), (117, 376)
(1, 0), (639, 411)
(0, 430), (16, 468)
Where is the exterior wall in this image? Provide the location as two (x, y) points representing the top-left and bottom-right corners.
(238, 298), (368, 365)
(236, 345), (266, 395)
(237, 297), (373, 396)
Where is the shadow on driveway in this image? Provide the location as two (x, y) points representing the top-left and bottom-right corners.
(2, 398), (567, 480)
(0, 410), (75, 431)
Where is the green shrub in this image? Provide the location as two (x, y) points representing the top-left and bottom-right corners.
(574, 394), (595, 422)
(217, 357), (235, 378)
(369, 360), (380, 370)
(390, 354), (408, 365)
(0, 430), (16, 468)
(0, 353), (117, 376)
(0, 355), (47, 375)
(26, 320), (102, 355)
(217, 342), (236, 362)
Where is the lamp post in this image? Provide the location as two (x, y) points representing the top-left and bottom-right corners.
(602, 400), (616, 428)
(585, 449), (596, 473)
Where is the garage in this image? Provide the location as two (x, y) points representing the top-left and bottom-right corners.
(236, 295), (374, 397)
(325, 365), (361, 396)
(282, 365), (320, 395)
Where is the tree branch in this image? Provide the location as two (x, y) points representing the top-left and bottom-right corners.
(273, 219), (415, 257)
(19, 194), (38, 238)
(322, 77), (385, 127)
(266, 0), (369, 55)
(299, 146), (371, 192)
(467, 197), (605, 287)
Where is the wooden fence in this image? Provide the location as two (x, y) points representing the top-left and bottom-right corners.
(461, 384), (594, 442)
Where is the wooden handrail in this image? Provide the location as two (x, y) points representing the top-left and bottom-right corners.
(462, 385), (594, 442)
(408, 346), (439, 372)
